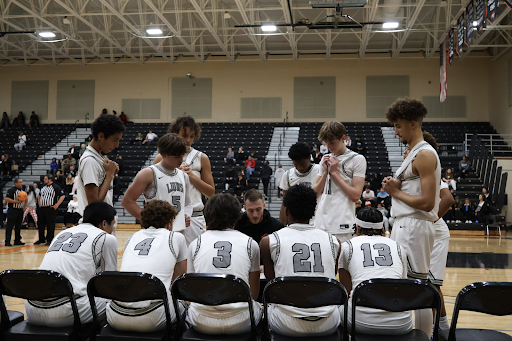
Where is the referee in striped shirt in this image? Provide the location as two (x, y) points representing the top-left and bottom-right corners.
(4, 178), (25, 246)
(35, 174), (64, 246)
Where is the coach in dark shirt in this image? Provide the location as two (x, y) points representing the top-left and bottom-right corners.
(5, 178), (25, 246)
(36, 174), (64, 246)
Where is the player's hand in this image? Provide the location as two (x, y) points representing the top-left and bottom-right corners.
(104, 160), (117, 176)
(382, 178), (401, 196)
(320, 155), (330, 172)
(185, 214), (191, 227)
(260, 265), (264, 273)
(328, 156), (339, 174)
(115, 162), (120, 175)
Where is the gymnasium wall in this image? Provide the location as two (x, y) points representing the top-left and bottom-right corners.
(489, 50), (512, 136)
(0, 55), (490, 124)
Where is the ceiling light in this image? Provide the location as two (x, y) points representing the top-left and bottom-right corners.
(261, 25), (277, 32)
(146, 28), (163, 35)
(224, 12), (231, 19)
(39, 31), (56, 38)
(473, 20), (478, 27)
(382, 22), (399, 29)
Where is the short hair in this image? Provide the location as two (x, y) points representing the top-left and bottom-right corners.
(356, 207), (384, 236)
(244, 188), (263, 203)
(167, 115), (202, 141)
(83, 202), (117, 228)
(204, 194), (240, 230)
(385, 97), (428, 124)
(318, 121), (346, 142)
(140, 200), (178, 229)
(91, 114), (125, 140)
(157, 133), (187, 157)
(288, 142), (312, 161)
(283, 185), (317, 222)
(14, 178), (22, 184)
(44, 174), (52, 181)
(422, 131), (438, 151)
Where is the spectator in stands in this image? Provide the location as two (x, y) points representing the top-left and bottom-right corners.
(63, 196), (80, 228)
(119, 111), (128, 125)
(112, 110), (117, 117)
(260, 161), (273, 199)
(245, 155), (256, 178)
(376, 203), (390, 234)
(236, 146), (246, 166)
(234, 172), (248, 197)
(85, 135), (92, 146)
(474, 194), (490, 223)
(115, 155), (123, 175)
(223, 166), (236, 191)
(113, 174), (120, 200)
(68, 143), (80, 160)
(462, 198), (473, 223)
(49, 157), (58, 175)
(249, 151), (258, 161)
(320, 142), (328, 154)
(54, 170), (65, 188)
(142, 130), (158, 145)
(442, 168), (457, 190)
(79, 144), (86, 159)
(133, 132), (143, 145)
(356, 136), (365, 155)
(1, 154), (13, 179)
(66, 165), (77, 177)
(225, 147), (235, 165)
(64, 173), (74, 194)
(311, 148), (323, 164)
(0, 112), (10, 130)
(101, 108), (108, 115)
(458, 155), (470, 179)
(447, 196), (462, 223)
(344, 135), (352, 149)
(29, 111), (39, 127)
(370, 172), (382, 193)
(14, 131), (26, 151)
(376, 187), (390, 208)
(355, 199), (362, 215)
(361, 186), (375, 206)
(482, 187), (490, 200)
(61, 153), (77, 174)
(12, 111), (25, 127)
(274, 164), (285, 200)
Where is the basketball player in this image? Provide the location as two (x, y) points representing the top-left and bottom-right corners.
(313, 121), (367, 243)
(153, 116), (214, 245)
(122, 134), (192, 236)
(77, 114), (124, 226)
(338, 207), (412, 335)
(186, 194), (262, 334)
(4, 178), (25, 246)
(382, 98), (441, 336)
(260, 185), (341, 337)
(107, 200), (187, 332)
(25, 202), (117, 327)
(278, 142), (321, 224)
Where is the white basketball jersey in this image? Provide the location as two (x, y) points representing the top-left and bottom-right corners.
(38, 223), (118, 297)
(391, 141), (441, 221)
(268, 224), (340, 318)
(280, 164), (321, 191)
(435, 181), (450, 240)
(143, 163), (191, 233)
(188, 230), (260, 318)
(339, 235), (412, 329)
(316, 150), (367, 235)
(183, 147), (204, 212)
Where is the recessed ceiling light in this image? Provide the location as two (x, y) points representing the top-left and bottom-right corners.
(146, 28), (163, 35)
(39, 31), (56, 38)
(382, 22), (399, 29)
(261, 25), (277, 32)
(473, 20), (478, 27)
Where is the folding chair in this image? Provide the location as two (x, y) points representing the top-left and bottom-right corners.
(87, 271), (174, 341)
(263, 276), (348, 341)
(171, 273), (258, 341)
(0, 269), (90, 341)
(439, 282), (512, 341)
(351, 279), (441, 341)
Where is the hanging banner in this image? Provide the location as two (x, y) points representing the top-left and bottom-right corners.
(440, 40), (447, 103)
(457, 14), (465, 57)
(487, 0), (499, 23)
(476, 0), (485, 36)
(466, 1), (474, 46)
(448, 28), (455, 66)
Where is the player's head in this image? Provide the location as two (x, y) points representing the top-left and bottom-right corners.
(90, 114), (125, 154)
(386, 97), (427, 145)
(243, 189), (265, 224)
(355, 207), (384, 236)
(157, 133), (187, 169)
(288, 142), (312, 173)
(422, 131), (438, 151)
(83, 202), (117, 234)
(168, 115), (201, 150)
(43, 175), (52, 185)
(318, 121), (346, 154)
(283, 185), (317, 223)
(14, 178), (23, 189)
(140, 200), (178, 230)
(205, 193), (241, 230)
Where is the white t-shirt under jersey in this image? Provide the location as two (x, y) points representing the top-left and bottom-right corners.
(315, 150), (366, 235)
(280, 164), (321, 191)
(339, 235), (412, 330)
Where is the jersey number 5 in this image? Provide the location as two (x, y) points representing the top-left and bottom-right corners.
(292, 243), (325, 273)
(48, 232), (88, 253)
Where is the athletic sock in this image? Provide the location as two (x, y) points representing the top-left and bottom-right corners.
(439, 315), (450, 330)
(415, 309), (433, 338)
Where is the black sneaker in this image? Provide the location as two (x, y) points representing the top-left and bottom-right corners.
(44, 242), (51, 246)
(34, 240), (45, 245)
(13, 241), (25, 246)
(5, 243), (12, 246)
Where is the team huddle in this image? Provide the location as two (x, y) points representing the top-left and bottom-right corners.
(26, 98), (451, 338)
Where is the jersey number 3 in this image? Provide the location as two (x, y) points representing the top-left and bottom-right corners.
(213, 241), (232, 268)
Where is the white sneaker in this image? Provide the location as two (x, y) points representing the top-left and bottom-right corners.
(385, 231), (390, 238)
(456, 220), (461, 223)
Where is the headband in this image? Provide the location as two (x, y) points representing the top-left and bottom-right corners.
(355, 217), (384, 230)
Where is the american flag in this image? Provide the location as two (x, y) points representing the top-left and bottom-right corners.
(440, 40), (447, 103)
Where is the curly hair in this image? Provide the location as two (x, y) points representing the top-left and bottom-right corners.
(283, 185), (317, 222)
(422, 131), (439, 151)
(318, 121), (346, 142)
(204, 194), (241, 230)
(167, 115), (202, 141)
(157, 133), (187, 157)
(91, 114), (126, 140)
(140, 200), (178, 229)
(385, 97), (428, 124)
(356, 207), (384, 236)
(288, 142), (312, 161)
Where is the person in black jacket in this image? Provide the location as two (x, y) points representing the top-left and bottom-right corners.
(260, 161), (273, 199)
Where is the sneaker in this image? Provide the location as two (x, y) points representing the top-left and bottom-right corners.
(44, 242), (52, 246)
(4, 243), (12, 246)
(13, 241), (25, 246)
(456, 220), (461, 223)
(34, 240), (45, 245)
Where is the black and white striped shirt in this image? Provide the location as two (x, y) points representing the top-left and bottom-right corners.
(7, 187), (24, 209)
(39, 183), (63, 207)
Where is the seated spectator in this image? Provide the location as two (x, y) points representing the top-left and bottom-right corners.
(370, 172), (382, 193)
(482, 187), (490, 200)
(112, 110), (117, 117)
(245, 155), (255, 178)
(132, 132), (143, 145)
(446, 196), (462, 223)
(54, 170), (65, 187)
(442, 168), (457, 190)
(311, 148), (323, 164)
(225, 147), (235, 165)
(119, 111), (128, 125)
(12, 111), (25, 127)
(361, 186), (375, 206)
(223, 166), (236, 191)
(14, 131), (26, 151)
(234, 172), (248, 197)
(458, 155), (470, 179)
(79, 144), (86, 159)
(236, 147), (246, 166)
(101, 108), (108, 115)
(474, 194), (490, 223)
(49, 157), (59, 175)
(249, 151), (258, 160)
(355, 136), (365, 155)
(86, 135), (92, 146)
(63, 196), (80, 228)
(1, 154), (13, 178)
(344, 135), (352, 149)
(355, 199), (362, 215)
(115, 155), (123, 175)
(376, 187), (389, 200)
(68, 143), (79, 159)
(462, 198), (473, 223)
(1, 112), (10, 129)
(29, 111), (39, 127)
(61, 153), (77, 174)
(142, 130), (158, 144)
(66, 165), (77, 177)
(64, 173), (75, 194)
(376, 203), (390, 233)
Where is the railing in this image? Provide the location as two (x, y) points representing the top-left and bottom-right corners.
(465, 133), (512, 156)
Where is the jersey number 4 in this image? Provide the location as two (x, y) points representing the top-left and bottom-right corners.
(134, 238), (155, 256)
(292, 243), (325, 273)
(48, 232), (88, 253)
(361, 243), (393, 267)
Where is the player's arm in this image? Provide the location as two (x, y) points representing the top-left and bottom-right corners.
(172, 260), (187, 282)
(278, 190), (288, 224)
(153, 154), (162, 164)
(5, 191), (21, 204)
(121, 168), (154, 220)
(84, 159), (117, 204)
(259, 236), (275, 282)
(183, 174), (193, 226)
(249, 240), (261, 300)
(189, 154), (215, 198)
(103, 235), (118, 271)
(384, 150), (438, 212)
(439, 187), (454, 219)
(338, 269), (352, 294)
(53, 193), (65, 210)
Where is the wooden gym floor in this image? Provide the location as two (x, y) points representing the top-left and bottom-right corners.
(1, 225), (511, 336)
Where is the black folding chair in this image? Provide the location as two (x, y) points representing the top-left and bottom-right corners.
(171, 273), (258, 341)
(87, 271), (174, 341)
(0, 269), (90, 341)
(439, 281), (512, 341)
(351, 279), (441, 341)
(263, 276), (348, 341)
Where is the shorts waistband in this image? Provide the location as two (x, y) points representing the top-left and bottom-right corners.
(191, 210), (203, 217)
(28, 294), (83, 309)
(109, 300), (164, 317)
